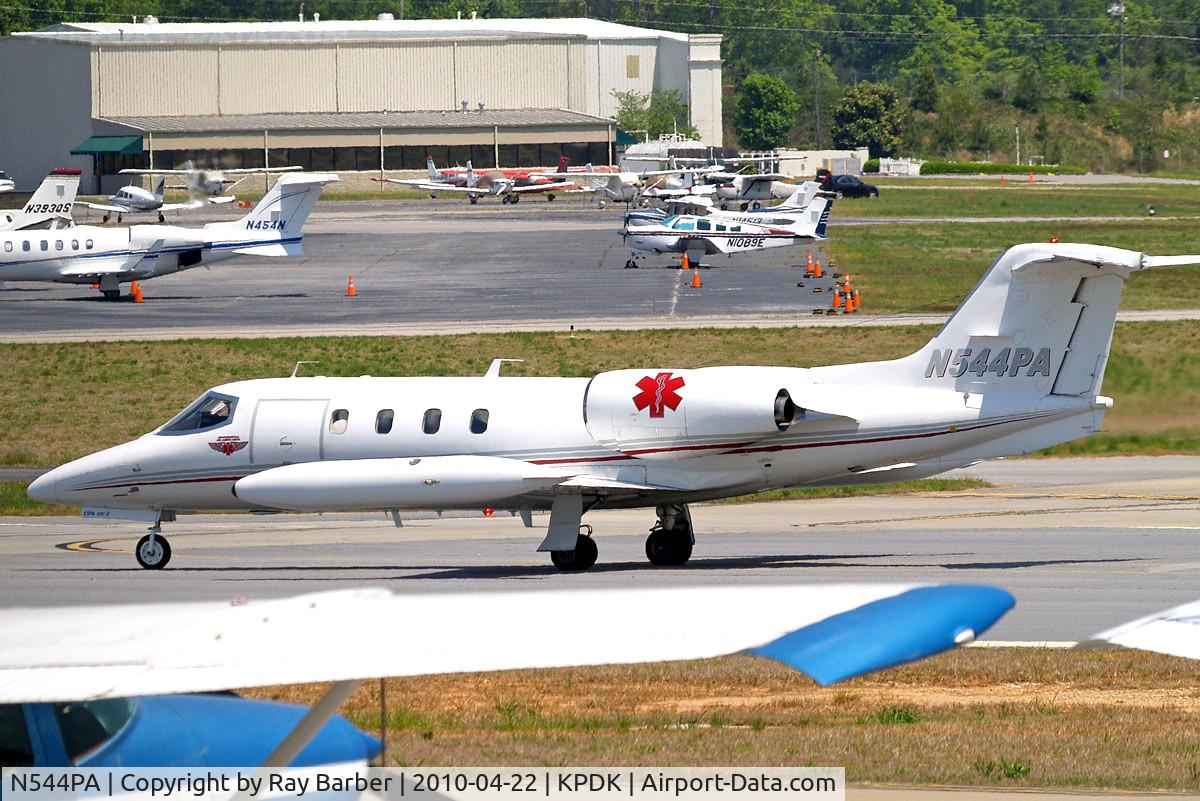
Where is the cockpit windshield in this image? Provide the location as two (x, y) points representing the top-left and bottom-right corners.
(160, 392), (237, 434)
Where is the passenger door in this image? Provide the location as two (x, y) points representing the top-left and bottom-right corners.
(250, 399), (327, 465)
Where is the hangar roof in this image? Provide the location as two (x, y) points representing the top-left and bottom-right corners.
(19, 17), (689, 45)
(98, 108), (614, 133)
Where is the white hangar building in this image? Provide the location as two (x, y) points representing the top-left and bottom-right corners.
(0, 17), (723, 192)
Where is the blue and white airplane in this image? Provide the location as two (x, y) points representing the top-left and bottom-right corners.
(0, 172), (336, 299)
(0, 584), (1014, 765)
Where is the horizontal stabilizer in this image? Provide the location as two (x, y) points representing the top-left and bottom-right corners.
(751, 585), (1015, 685)
(0, 583), (1014, 701)
(232, 242), (302, 257)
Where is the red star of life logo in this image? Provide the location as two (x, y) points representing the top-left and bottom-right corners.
(633, 372), (685, 418)
(209, 435), (248, 456)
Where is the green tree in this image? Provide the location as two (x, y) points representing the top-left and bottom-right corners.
(911, 67), (940, 113)
(1012, 66), (1043, 112)
(732, 73), (799, 150)
(612, 89), (697, 140)
(831, 82), (905, 158)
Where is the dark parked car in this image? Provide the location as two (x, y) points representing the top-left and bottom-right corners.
(816, 169), (879, 198)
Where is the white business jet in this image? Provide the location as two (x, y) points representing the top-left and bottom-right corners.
(0, 168), (81, 231)
(28, 241), (1200, 571)
(1, 172), (336, 299)
(82, 176), (234, 223)
(121, 159), (302, 198)
(624, 194), (831, 268)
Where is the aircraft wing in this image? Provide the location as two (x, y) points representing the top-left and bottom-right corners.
(119, 169), (192, 176)
(209, 196), (237, 205)
(58, 239), (168, 276)
(1079, 599), (1200, 659)
(374, 177), (446, 187)
(0, 583), (1013, 702)
(157, 199), (207, 212)
(511, 180), (577, 194)
(220, 166), (303, 175)
(80, 201), (131, 213)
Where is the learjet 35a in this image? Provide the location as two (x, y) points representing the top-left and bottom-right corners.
(29, 242), (1200, 570)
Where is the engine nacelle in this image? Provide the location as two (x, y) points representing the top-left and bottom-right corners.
(583, 367), (797, 459)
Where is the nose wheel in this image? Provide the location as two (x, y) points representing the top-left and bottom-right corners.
(550, 525), (597, 572)
(135, 521), (171, 569)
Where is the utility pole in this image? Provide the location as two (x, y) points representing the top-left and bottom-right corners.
(813, 49), (822, 149)
(1015, 125), (1021, 165)
(1108, 2), (1127, 99)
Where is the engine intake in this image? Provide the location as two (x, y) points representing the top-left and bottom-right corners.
(584, 367), (799, 459)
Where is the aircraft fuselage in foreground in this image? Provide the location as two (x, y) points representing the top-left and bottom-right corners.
(29, 243), (1200, 571)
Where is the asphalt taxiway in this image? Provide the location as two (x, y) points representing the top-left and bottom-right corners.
(1, 455), (1196, 642)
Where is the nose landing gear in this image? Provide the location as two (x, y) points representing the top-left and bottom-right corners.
(645, 504), (693, 566)
(135, 517), (172, 569)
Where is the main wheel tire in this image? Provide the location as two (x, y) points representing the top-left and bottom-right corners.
(135, 534), (171, 570)
(645, 530), (692, 566)
(102, 290), (120, 300)
(550, 534), (598, 572)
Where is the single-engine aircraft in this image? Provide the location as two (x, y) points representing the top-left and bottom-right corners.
(623, 194), (831, 268)
(0, 584), (1014, 764)
(81, 177), (234, 223)
(0, 168), (80, 231)
(120, 160), (303, 198)
(624, 181), (823, 227)
(28, 242), (1200, 571)
(378, 156), (577, 204)
(539, 162), (717, 208)
(1, 172), (336, 299)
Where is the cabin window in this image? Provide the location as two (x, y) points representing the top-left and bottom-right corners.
(22, 241), (29, 251)
(55, 240), (63, 251)
(160, 392), (237, 434)
(0, 703), (33, 765)
(697, 219), (711, 231)
(3, 242), (11, 253)
(85, 240), (93, 250)
(673, 219), (693, 231)
(422, 408), (442, 434)
(730, 225), (741, 232)
(71, 240), (79, 251)
(375, 409), (394, 434)
(40, 241), (48, 251)
(470, 408), (490, 434)
(329, 409), (349, 435)
(53, 698), (134, 763)
(715, 223), (726, 232)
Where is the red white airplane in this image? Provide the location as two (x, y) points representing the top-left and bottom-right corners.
(378, 156), (578, 204)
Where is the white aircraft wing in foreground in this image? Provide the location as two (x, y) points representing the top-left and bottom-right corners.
(0, 584), (1013, 699)
(1080, 599), (1200, 659)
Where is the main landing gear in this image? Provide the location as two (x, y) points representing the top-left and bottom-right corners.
(135, 517), (172, 569)
(645, 504), (694, 566)
(550, 524), (598, 572)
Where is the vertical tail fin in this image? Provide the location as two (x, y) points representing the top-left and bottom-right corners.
(426, 156), (439, 180)
(815, 244), (1200, 398)
(208, 172), (338, 255)
(153, 177), (166, 202)
(466, 161), (477, 188)
(779, 181), (821, 211)
(783, 195), (831, 238)
(0, 168), (80, 231)
(556, 154), (569, 174)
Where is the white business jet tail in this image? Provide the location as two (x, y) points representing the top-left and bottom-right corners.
(207, 172), (338, 256)
(0, 168), (80, 231)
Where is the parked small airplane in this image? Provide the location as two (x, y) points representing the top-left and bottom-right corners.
(624, 194), (831, 268)
(379, 156), (577, 204)
(625, 181), (822, 227)
(28, 242), (1198, 571)
(0, 168), (80, 231)
(1, 172), (336, 299)
(542, 162), (715, 207)
(120, 160), (303, 198)
(82, 177), (234, 223)
(703, 170), (794, 209)
(0, 584), (1014, 764)
(0, 170), (14, 193)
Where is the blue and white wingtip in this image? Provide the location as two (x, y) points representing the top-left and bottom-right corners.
(749, 584), (1016, 686)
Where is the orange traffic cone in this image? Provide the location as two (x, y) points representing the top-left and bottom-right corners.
(131, 281), (143, 304)
(832, 289), (843, 309)
(853, 289), (861, 311)
(1049, 235), (1060, 243)
(691, 269), (702, 288)
(805, 250), (814, 274)
(843, 274), (852, 293)
(1028, 171), (1035, 184)
(681, 252), (690, 270)
(1000, 174), (1006, 185)
(346, 276), (358, 297)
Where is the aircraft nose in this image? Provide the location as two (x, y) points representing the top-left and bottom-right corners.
(26, 469), (60, 504)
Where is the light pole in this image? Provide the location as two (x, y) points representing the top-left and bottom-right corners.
(813, 49), (822, 149)
(1108, 2), (1127, 99)
(1015, 125), (1021, 166)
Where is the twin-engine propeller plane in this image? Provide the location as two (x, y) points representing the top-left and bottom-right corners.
(1, 172), (336, 299)
(623, 194), (831, 268)
(120, 160), (303, 198)
(28, 242), (1200, 570)
(379, 156), (577, 204)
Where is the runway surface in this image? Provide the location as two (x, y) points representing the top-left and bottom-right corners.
(2, 455), (1196, 643)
